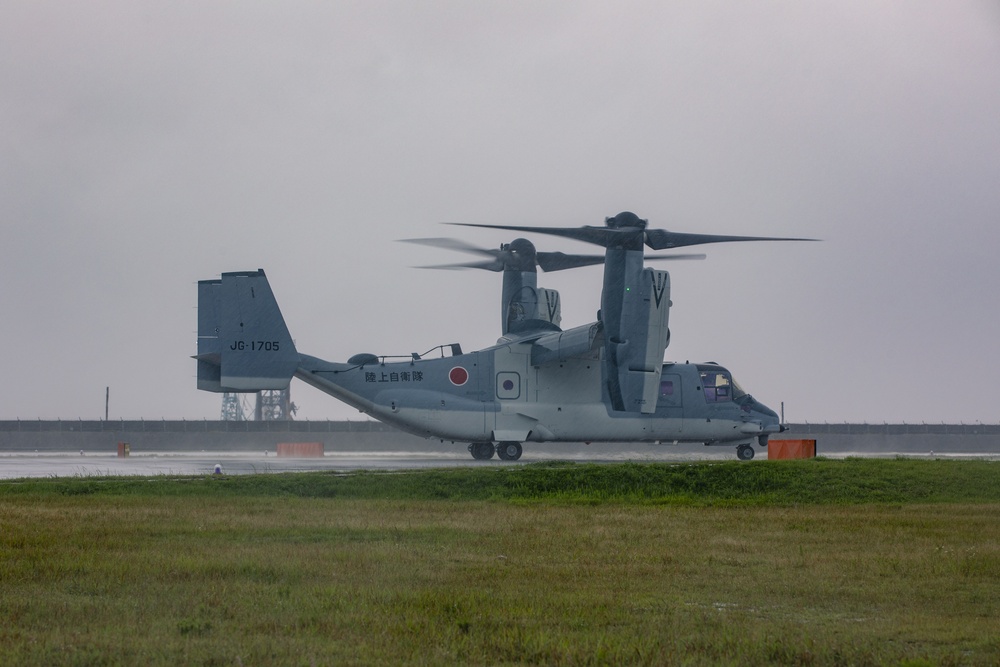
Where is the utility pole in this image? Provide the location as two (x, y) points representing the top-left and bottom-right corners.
(105, 387), (109, 421)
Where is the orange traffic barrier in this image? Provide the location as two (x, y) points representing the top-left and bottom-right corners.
(276, 442), (324, 458)
(117, 442), (130, 458)
(767, 439), (816, 460)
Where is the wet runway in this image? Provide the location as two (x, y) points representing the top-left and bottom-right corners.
(0, 449), (732, 479)
(1, 448), (994, 480)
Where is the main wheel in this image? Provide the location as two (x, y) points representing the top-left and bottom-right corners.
(736, 444), (755, 461)
(469, 442), (495, 460)
(496, 441), (523, 461)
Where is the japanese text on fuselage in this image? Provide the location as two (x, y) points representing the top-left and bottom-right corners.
(364, 371), (423, 383)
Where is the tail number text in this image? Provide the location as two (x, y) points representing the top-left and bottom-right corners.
(229, 341), (281, 351)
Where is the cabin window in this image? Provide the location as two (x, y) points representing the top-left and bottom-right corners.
(658, 374), (682, 408)
(700, 371), (733, 403)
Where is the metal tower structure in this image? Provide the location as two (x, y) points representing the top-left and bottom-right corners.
(254, 388), (297, 421)
(220, 392), (249, 421)
(221, 389), (297, 421)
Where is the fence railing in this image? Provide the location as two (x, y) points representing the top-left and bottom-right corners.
(787, 423), (1000, 436)
(0, 420), (398, 433)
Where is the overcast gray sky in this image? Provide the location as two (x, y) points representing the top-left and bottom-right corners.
(2, 1), (998, 424)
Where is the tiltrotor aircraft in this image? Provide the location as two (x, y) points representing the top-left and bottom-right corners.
(195, 212), (812, 460)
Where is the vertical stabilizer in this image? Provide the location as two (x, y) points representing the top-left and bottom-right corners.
(195, 270), (299, 392)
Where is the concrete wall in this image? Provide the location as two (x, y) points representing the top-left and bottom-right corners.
(0, 420), (428, 452)
(2, 421), (998, 455)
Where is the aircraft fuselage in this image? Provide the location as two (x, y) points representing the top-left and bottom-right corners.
(294, 340), (781, 448)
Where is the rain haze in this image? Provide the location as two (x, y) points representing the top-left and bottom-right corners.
(2, 1), (998, 425)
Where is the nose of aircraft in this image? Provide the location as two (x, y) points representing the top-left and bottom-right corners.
(753, 400), (783, 433)
(754, 400), (778, 420)
(737, 393), (781, 431)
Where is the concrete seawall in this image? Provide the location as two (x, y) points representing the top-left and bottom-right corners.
(2, 421), (997, 456)
(0, 420), (427, 452)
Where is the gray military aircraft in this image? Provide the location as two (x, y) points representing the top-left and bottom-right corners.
(195, 212), (812, 460)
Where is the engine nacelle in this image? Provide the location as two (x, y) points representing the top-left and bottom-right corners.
(609, 268), (671, 413)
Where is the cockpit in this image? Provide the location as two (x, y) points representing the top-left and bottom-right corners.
(657, 362), (779, 424)
(658, 363), (783, 455)
(696, 363), (778, 421)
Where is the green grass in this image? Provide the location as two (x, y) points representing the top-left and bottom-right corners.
(1, 459), (998, 665)
(2, 457), (997, 505)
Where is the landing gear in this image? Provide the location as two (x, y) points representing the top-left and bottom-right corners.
(468, 441), (522, 461)
(736, 444), (755, 461)
(496, 441), (523, 461)
(469, 442), (495, 460)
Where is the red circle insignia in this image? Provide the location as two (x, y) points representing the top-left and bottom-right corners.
(449, 367), (469, 386)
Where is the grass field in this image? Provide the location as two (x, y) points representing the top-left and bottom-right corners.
(1, 459), (998, 665)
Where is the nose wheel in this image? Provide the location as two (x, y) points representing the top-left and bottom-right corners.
(736, 444), (755, 461)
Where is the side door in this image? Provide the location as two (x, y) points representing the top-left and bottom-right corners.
(490, 344), (535, 441)
(654, 372), (684, 438)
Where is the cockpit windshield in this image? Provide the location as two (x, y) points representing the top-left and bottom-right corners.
(697, 365), (747, 403)
(731, 377), (748, 401)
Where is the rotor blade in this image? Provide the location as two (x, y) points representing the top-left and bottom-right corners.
(535, 252), (607, 272)
(644, 230), (819, 250)
(398, 237), (499, 258)
(534, 251), (706, 272)
(445, 223), (626, 248)
(646, 253), (707, 261)
(413, 259), (504, 272)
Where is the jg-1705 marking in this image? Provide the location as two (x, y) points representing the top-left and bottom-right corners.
(228, 340), (281, 352)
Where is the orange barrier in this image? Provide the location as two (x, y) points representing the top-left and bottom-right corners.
(276, 442), (324, 458)
(767, 439), (817, 460)
(117, 442), (130, 458)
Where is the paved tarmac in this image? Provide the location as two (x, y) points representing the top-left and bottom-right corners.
(1, 448), (994, 480)
(0, 449), (730, 479)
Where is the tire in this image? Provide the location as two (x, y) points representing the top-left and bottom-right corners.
(736, 444), (755, 461)
(469, 442), (495, 460)
(497, 441), (523, 461)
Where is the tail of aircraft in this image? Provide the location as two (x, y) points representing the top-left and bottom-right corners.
(195, 269), (299, 393)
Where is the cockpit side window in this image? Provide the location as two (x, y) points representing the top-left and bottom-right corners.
(700, 371), (733, 403)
